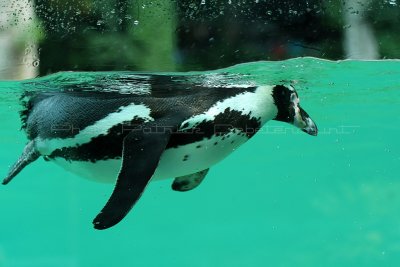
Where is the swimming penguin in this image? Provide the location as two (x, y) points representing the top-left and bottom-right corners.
(2, 74), (317, 230)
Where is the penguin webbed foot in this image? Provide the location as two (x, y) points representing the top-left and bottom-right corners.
(172, 169), (209, 192)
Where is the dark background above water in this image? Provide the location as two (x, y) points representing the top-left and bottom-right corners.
(1, 0), (399, 78)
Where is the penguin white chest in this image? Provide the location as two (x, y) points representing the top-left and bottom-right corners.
(155, 130), (250, 179)
(52, 131), (250, 183)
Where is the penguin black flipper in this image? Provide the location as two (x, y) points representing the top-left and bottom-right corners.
(171, 169), (209, 192)
(3, 140), (40, 185)
(92, 117), (179, 230)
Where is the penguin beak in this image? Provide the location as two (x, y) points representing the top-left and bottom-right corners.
(294, 107), (318, 136)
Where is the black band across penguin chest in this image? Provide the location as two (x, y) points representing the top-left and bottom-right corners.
(166, 108), (262, 149)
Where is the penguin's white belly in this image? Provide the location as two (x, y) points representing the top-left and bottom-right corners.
(51, 132), (249, 183)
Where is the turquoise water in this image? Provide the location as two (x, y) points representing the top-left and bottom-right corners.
(0, 57), (399, 266)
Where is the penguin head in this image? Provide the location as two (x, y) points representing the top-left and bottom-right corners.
(272, 85), (318, 136)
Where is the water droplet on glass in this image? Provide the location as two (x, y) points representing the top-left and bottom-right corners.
(32, 60), (40, 67)
(25, 46), (32, 55)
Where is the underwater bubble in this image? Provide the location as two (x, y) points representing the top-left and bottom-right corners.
(133, 20), (139, 25)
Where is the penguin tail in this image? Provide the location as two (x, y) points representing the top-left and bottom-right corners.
(3, 140), (40, 185)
